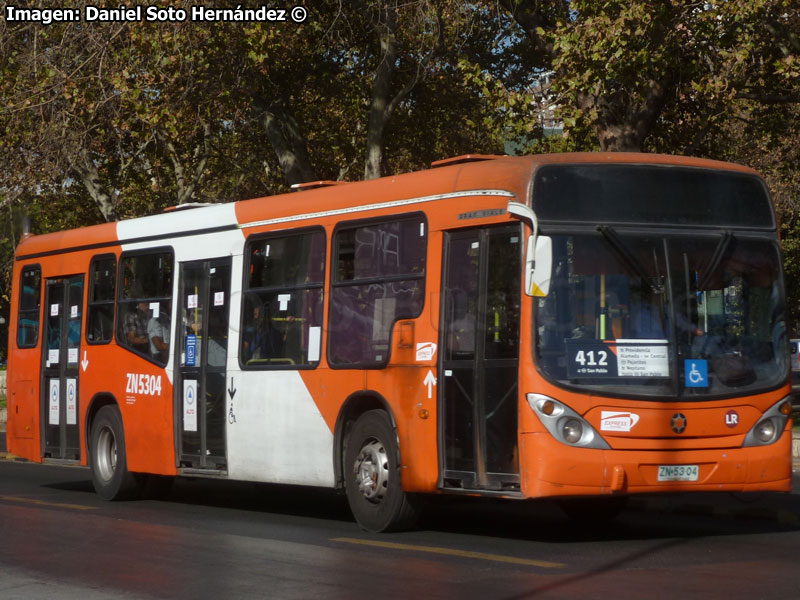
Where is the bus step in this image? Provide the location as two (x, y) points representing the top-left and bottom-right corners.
(178, 468), (229, 478)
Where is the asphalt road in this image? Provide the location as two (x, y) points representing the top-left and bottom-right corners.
(2, 444), (800, 599)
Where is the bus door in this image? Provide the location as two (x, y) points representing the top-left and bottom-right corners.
(41, 275), (84, 461)
(175, 258), (231, 471)
(440, 225), (522, 491)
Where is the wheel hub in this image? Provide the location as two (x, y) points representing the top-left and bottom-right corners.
(96, 427), (117, 482)
(354, 439), (389, 503)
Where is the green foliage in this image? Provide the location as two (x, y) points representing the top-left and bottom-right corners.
(0, 1), (799, 333)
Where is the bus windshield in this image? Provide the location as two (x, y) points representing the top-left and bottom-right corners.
(535, 231), (786, 399)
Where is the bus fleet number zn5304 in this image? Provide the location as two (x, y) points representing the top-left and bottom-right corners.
(125, 373), (162, 396)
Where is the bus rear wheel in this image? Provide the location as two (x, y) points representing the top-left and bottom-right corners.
(345, 410), (420, 532)
(90, 405), (142, 500)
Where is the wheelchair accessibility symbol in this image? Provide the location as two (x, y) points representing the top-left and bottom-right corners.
(684, 359), (708, 387)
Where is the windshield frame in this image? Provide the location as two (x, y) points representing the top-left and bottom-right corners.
(532, 224), (788, 402)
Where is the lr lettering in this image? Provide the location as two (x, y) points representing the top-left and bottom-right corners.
(725, 410), (739, 428)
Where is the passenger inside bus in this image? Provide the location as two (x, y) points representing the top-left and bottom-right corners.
(242, 303), (279, 363)
(126, 301), (151, 355)
(604, 289), (666, 340)
(148, 311), (170, 363)
(205, 311), (227, 367)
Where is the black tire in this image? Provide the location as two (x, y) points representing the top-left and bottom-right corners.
(558, 496), (628, 522)
(89, 405), (143, 501)
(344, 410), (420, 532)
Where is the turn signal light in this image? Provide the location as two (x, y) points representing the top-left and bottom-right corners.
(780, 401), (792, 416)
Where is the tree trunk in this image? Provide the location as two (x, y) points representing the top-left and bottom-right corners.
(579, 80), (669, 152)
(164, 121), (212, 204)
(74, 155), (118, 222)
(595, 124), (648, 152)
(256, 97), (317, 186)
(365, 23), (398, 180)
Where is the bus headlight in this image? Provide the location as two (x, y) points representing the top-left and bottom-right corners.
(743, 397), (791, 447)
(756, 420), (777, 443)
(527, 394), (610, 449)
(562, 418), (583, 444)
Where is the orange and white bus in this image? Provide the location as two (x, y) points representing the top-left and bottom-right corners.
(6, 153), (792, 531)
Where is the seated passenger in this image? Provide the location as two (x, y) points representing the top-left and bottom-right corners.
(126, 301), (151, 355)
(148, 312), (170, 363)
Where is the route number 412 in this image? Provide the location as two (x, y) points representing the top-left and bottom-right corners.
(575, 350), (608, 366)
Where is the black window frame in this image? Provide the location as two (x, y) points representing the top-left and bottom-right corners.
(327, 212), (428, 369)
(86, 253), (117, 345)
(16, 264), (42, 349)
(115, 247), (174, 367)
(239, 226), (327, 370)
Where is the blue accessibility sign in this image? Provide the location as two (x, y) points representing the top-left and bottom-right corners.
(186, 334), (197, 366)
(685, 359), (708, 387)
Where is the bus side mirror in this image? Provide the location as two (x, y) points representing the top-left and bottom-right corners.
(525, 235), (552, 297)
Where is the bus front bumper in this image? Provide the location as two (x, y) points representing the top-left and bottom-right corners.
(519, 430), (793, 498)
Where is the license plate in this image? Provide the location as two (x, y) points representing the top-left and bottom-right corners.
(657, 464), (699, 482)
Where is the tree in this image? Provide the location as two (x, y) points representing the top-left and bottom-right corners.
(498, 0), (800, 153)
(0, 19), (151, 221)
(0, 13), (254, 221)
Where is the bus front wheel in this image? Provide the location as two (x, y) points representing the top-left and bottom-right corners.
(345, 410), (420, 532)
(90, 405), (142, 500)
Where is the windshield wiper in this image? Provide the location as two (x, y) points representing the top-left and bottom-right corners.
(597, 225), (657, 292)
(697, 230), (733, 290)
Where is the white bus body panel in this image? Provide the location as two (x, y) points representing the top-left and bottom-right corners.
(118, 205), (336, 487)
(226, 369), (335, 486)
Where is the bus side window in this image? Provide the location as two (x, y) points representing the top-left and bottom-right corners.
(116, 250), (174, 366)
(17, 265), (42, 348)
(241, 229), (325, 368)
(328, 215), (426, 367)
(87, 255), (116, 344)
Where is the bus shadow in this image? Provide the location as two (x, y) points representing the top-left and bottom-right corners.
(43, 475), (800, 542)
(44, 478), (95, 494)
(417, 492), (800, 542)
(45, 475), (355, 523)
(166, 477), (354, 523)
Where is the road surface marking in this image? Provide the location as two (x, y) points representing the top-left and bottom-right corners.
(331, 537), (565, 568)
(0, 495), (97, 511)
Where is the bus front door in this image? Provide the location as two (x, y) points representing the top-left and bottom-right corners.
(440, 225), (521, 491)
(176, 258), (231, 471)
(41, 275), (84, 461)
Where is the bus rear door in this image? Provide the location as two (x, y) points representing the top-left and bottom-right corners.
(176, 258), (232, 471)
(41, 275), (84, 461)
